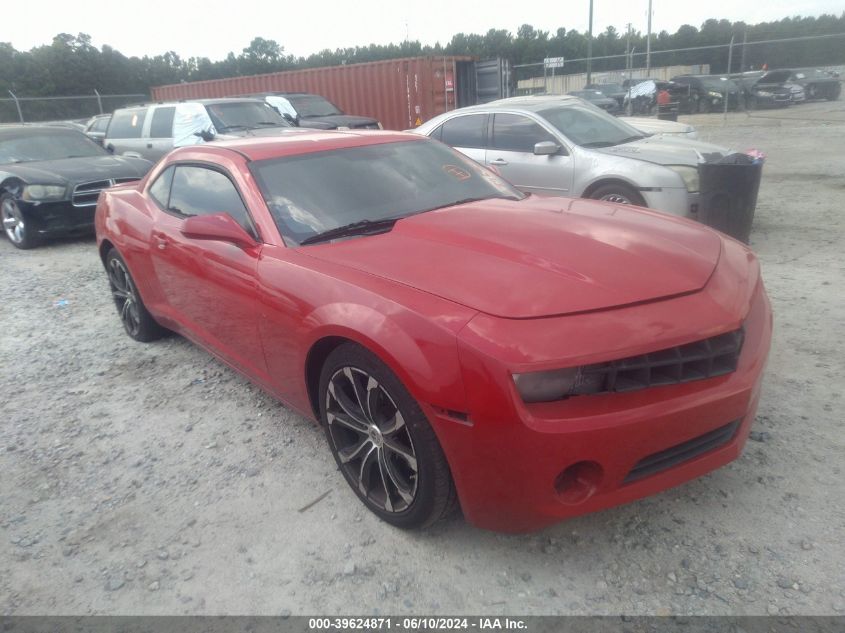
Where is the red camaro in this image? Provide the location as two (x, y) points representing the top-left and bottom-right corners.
(95, 131), (772, 533)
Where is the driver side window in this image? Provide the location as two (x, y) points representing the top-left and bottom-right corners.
(491, 114), (557, 152)
(168, 165), (257, 238)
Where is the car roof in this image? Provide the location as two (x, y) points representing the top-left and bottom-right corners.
(0, 125), (85, 138)
(481, 95), (581, 111)
(120, 98), (268, 109)
(171, 130), (422, 162)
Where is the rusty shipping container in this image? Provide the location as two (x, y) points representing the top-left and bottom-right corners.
(151, 56), (476, 131)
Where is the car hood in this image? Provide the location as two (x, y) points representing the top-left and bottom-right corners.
(594, 135), (728, 167)
(1, 155), (152, 185)
(220, 126), (308, 139)
(758, 70), (791, 84)
(625, 117), (696, 136)
(302, 196), (721, 319)
(299, 114), (379, 130)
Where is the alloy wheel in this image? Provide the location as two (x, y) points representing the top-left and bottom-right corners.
(325, 366), (418, 513)
(107, 258), (142, 337)
(600, 193), (633, 204)
(2, 198), (26, 245)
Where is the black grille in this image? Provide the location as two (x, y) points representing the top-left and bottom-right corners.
(624, 419), (741, 484)
(72, 178), (140, 207)
(575, 329), (744, 396)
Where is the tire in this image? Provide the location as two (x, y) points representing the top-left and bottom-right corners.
(1, 193), (39, 249)
(589, 183), (646, 207)
(105, 248), (165, 342)
(318, 342), (457, 529)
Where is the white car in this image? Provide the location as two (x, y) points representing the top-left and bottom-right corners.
(413, 95), (731, 218)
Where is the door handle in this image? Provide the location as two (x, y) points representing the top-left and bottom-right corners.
(489, 158), (508, 166)
(146, 143), (153, 149)
(153, 234), (168, 250)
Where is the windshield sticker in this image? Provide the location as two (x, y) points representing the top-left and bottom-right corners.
(443, 164), (471, 181)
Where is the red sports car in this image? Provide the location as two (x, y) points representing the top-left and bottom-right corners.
(95, 131), (772, 533)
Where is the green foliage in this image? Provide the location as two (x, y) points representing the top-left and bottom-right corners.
(1, 13), (843, 122)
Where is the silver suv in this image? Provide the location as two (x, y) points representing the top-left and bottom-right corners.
(104, 98), (295, 161)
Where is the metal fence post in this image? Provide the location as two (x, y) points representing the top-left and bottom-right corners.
(8, 91), (24, 123)
(724, 35), (734, 124)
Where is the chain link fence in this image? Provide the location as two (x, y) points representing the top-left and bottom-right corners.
(513, 32), (845, 96)
(0, 92), (148, 125)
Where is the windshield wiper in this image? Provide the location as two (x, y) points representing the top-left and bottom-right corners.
(216, 124), (249, 132)
(580, 141), (616, 148)
(252, 121), (287, 126)
(299, 217), (400, 246)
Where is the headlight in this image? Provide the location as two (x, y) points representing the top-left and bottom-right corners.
(22, 184), (66, 201)
(708, 91), (723, 99)
(512, 367), (605, 403)
(666, 165), (700, 192)
(756, 91), (773, 97)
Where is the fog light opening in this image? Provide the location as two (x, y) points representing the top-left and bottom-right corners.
(555, 461), (603, 505)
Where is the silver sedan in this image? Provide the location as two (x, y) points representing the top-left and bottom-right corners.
(412, 95), (731, 217)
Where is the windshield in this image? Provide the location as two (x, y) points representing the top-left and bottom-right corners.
(204, 101), (290, 130)
(598, 83), (622, 93)
(288, 95), (343, 117)
(700, 77), (740, 92)
(571, 90), (606, 100)
(0, 129), (106, 163)
(250, 139), (523, 246)
(538, 105), (643, 147)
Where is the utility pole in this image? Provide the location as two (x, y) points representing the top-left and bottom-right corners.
(586, 0), (594, 84)
(740, 29), (748, 72)
(646, 0), (653, 74)
(626, 23), (632, 71)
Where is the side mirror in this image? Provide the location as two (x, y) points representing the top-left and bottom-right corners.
(534, 141), (561, 156)
(193, 129), (215, 142)
(180, 213), (258, 250)
(106, 143), (115, 154)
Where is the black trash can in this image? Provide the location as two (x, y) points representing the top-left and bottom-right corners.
(697, 154), (764, 244)
(657, 102), (679, 121)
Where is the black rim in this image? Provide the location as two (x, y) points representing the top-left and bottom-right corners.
(325, 367), (418, 513)
(108, 258), (141, 337)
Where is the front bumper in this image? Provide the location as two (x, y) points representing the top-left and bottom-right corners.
(19, 199), (96, 236)
(430, 250), (771, 533)
(640, 187), (698, 218)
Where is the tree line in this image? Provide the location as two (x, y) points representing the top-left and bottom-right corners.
(1, 13), (843, 121)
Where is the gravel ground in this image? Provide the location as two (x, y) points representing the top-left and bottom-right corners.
(1, 101), (844, 616)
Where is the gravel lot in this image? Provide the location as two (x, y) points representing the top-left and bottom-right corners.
(1, 101), (844, 616)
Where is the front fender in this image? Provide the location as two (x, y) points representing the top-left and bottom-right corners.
(300, 300), (470, 417)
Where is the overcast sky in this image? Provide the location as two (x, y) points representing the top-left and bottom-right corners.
(4, 0), (843, 60)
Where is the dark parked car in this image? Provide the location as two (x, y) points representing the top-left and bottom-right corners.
(0, 126), (151, 249)
(786, 68), (841, 101)
(584, 82), (626, 108)
(84, 114), (112, 146)
(251, 92), (382, 130)
(567, 89), (621, 114)
(671, 75), (742, 113)
(731, 72), (792, 109)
